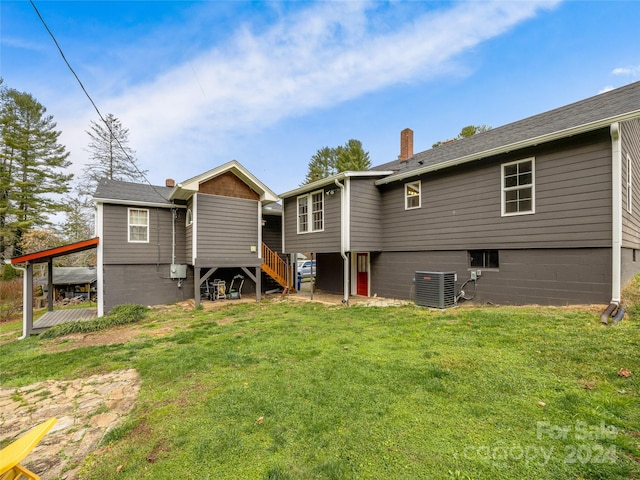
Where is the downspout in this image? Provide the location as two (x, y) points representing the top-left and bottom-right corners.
(5, 261), (30, 339)
(17, 264), (30, 339)
(171, 207), (181, 287)
(335, 179), (349, 305)
(171, 208), (177, 266)
(602, 122), (623, 324)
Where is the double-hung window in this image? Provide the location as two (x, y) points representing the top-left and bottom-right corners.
(502, 158), (535, 216)
(405, 181), (421, 210)
(297, 190), (324, 233)
(128, 208), (149, 242)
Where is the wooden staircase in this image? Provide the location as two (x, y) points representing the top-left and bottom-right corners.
(261, 243), (293, 290)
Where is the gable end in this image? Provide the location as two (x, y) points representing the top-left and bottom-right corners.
(199, 171), (260, 201)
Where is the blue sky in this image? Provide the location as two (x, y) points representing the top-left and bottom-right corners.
(2, 1), (640, 196)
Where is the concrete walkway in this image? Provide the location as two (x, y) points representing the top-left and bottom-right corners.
(0, 369), (141, 479)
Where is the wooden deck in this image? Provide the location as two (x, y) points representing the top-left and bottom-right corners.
(33, 308), (97, 334)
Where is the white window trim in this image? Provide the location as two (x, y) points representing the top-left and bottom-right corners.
(627, 153), (633, 214)
(297, 189), (325, 234)
(186, 208), (193, 227)
(405, 181), (421, 210)
(128, 207), (149, 243)
(501, 157), (535, 217)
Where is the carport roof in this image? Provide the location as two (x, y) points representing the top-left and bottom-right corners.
(7, 237), (99, 265)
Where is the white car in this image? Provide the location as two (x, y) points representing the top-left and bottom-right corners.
(297, 260), (316, 278)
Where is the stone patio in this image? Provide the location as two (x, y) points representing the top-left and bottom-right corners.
(0, 369), (141, 480)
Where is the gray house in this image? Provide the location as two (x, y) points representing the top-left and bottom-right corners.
(280, 81), (640, 307)
(93, 160), (286, 315)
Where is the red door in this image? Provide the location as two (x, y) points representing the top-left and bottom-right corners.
(356, 253), (368, 296)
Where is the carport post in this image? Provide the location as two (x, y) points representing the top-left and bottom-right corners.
(22, 263), (34, 339)
(47, 259), (54, 311)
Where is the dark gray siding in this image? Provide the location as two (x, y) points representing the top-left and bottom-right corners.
(102, 204), (187, 265)
(381, 131), (612, 251)
(195, 194), (260, 264)
(349, 178), (383, 251)
(103, 264), (194, 312)
(262, 214), (283, 254)
(621, 247), (640, 288)
(370, 248), (611, 306)
(622, 119), (640, 248)
(315, 253), (345, 293)
(283, 188), (341, 254)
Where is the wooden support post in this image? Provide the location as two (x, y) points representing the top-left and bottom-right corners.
(47, 260), (54, 312)
(194, 267), (200, 308)
(255, 266), (261, 302)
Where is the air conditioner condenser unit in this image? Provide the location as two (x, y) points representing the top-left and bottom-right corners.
(415, 271), (456, 308)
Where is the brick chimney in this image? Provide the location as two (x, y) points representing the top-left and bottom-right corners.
(400, 128), (413, 161)
(165, 178), (175, 187)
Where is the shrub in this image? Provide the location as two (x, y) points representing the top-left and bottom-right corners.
(0, 279), (22, 322)
(2, 264), (17, 281)
(39, 304), (149, 340)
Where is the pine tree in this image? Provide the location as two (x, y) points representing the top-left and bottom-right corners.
(335, 139), (371, 173)
(303, 146), (337, 184)
(0, 88), (72, 257)
(303, 139), (371, 184)
(80, 113), (147, 197)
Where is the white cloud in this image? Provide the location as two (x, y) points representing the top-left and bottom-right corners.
(95, 1), (558, 168)
(46, 0), (558, 190)
(612, 65), (640, 77)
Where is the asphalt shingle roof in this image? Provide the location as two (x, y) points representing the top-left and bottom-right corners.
(93, 179), (173, 205)
(372, 81), (640, 179)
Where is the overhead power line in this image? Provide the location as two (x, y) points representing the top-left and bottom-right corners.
(29, 0), (170, 201)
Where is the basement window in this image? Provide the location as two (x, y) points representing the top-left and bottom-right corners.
(405, 181), (421, 210)
(502, 158), (535, 216)
(128, 208), (149, 243)
(469, 250), (499, 269)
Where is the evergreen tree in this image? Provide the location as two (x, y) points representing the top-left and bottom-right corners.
(80, 113), (147, 196)
(60, 194), (94, 243)
(303, 139), (371, 184)
(335, 139), (371, 173)
(304, 146), (337, 184)
(0, 87), (72, 257)
(432, 124), (492, 148)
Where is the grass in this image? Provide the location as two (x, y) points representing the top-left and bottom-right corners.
(0, 299), (639, 479)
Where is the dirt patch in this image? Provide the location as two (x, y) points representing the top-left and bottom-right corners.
(42, 324), (178, 353)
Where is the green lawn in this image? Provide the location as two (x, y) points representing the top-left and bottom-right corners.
(1, 299), (639, 479)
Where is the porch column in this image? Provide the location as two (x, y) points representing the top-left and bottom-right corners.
(22, 263), (34, 339)
(255, 267), (261, 302)
(194, 266), (201, 308)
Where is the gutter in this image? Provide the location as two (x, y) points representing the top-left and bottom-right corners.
(280, 171), (394, 199)
(335, 178), (350, 305)
(91, 198), (181, 209)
